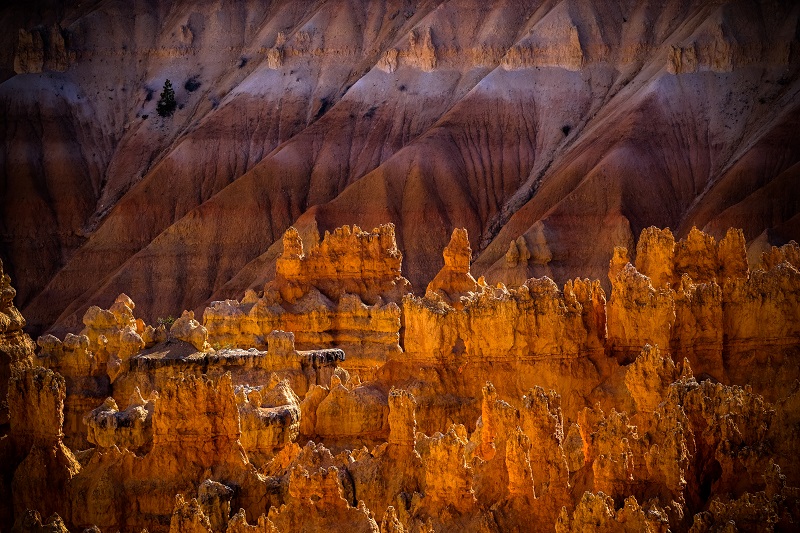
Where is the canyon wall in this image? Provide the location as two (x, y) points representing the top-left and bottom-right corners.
(0, 0), (797, 337)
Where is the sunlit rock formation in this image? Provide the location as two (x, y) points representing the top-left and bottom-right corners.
(2, 0), (799, 530)
(399, 228), (607, 428)
(203, 224), (408, 378)
(84, 388), (154, 453)
(608, 227), (800, 401)
(0, 259), (34, 427)
(6, 367), (80, 525)
(0, 224), (798, 532)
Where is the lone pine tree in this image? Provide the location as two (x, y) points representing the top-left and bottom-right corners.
(156, 79), (177, 117)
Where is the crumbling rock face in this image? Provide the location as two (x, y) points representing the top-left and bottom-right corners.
(262, 442), (379, 533)
(0, 264), (39, 525)
(8, 366), (67, 451)
(520, 386), (570, 503)
(770, 383), (800, 487)
(226, 508), (279, 533)
(152, 373), (241, 458)
(672, 277), (723, 382)
(722, 262), (800, 342)
(198, 479), (235, 533)
(689, 462), (800, 532)
(10, 509), (71, 533)
(80, 293), (144, 361)
(0, 259), (35, 426)
(66, 372), (267, 532)
(404, 230), (606, 364)
(624, 345), (680, 414)
(490, 235), (535, 289)
(405, 27), (437, 72)
(387, 388), (416, 447)
(399, 229), (607, 429)
(34, 295), (150, 449)
(7, 367), (80, 525)
(169, 494), (214, 533)
(237, 377), (301, 464)
(13, 24), (70, 74)
(417, 424), (475, 512)
(760, 241), (800, 272)
(425, 228), (478, 302)
(608, 228), (800, 399)
(634, 227), (677, 289)
(204, 225), (407, 376)
(273, 224), (410, 305)
(620, 227), (749, 366)
(35, 332), (108, 450)
(556, 492), (669, 533)
(313, 379), (388, 443)
(607, 262), (675, 363)
(107, 328), (341, 439)
(170, 310), (210, 352)
(633, 227), (748, 290)
(84, 388), (154, 453)
(577, 404), (641, 502)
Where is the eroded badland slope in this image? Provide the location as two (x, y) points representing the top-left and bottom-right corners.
(0, 0), (798, 335)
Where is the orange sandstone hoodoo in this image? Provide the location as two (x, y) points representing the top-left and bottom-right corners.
(1, 224), (798, 532)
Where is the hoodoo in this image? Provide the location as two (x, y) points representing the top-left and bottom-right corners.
(0, 225), (799, 531)
(1, 1), (799, 531)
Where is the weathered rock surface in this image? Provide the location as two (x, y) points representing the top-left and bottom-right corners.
(204, 225), (406, 376)
(84, 388), (154, 454)
(608, 229), (800, 400)
(0, 265), (36, 525)
(0, 259), (34, 426)
(237, 377), (301, 464)
(67, 372), (267, 532)
(425, 229), (478, 303)
(0, 0), (796, 339)
(1, 6), (797, 525)
(1, 224), (798, 532)
(6, 367), (80, 527)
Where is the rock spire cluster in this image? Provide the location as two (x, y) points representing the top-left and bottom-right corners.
(1, 225), (799, 532)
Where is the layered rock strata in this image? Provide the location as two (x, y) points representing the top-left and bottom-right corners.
(608, 227), (800, 400)
(204, 225), (408, 377)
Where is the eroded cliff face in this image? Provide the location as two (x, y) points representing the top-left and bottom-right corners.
(1, 0), (798, 338)
(1, 224), (798, 532)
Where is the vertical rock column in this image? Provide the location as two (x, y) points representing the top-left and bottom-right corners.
(8, 366), (80, 525)
(0, 258), (35, 426)
(388, 388), (417, 447)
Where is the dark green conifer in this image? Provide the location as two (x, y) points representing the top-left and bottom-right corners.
(156, 79), (177, 117)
